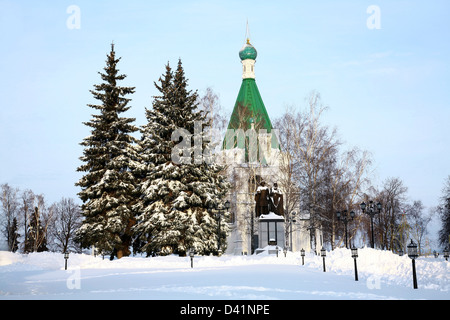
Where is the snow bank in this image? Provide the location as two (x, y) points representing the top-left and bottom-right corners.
(301, 247), (449, 291)
(0, 248), (448, 293)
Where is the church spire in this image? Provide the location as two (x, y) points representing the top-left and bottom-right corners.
(223, 25), (278, 157)
(245, 19), (251, 44)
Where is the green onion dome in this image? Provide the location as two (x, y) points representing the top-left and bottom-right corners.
(239, 39), (257, 61)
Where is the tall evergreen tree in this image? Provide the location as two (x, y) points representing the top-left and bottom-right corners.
(439, 197), (450, 247)
(76, 43), (138, 259)
(134, 60), (229, 256)
(438, 176), (450, 247)
(8, 217), (20, 253)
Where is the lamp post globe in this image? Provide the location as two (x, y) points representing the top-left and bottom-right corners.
(64, 251), (70, 270)
(407, 239), (418, 289)
(376, 202), (382, 211)
(407, 239), (418, 259)
(360, 202), (366, 212)
(320, 247), (326, 272)
(351, 247), (358, 259)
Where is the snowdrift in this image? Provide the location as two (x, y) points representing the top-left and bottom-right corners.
(0, 248), (448, 299)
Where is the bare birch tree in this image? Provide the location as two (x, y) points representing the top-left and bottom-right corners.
(49, 197), (83, 253)
(274, 91), (372, 251)
(406, 200), (432, 255)
(362, 177), (408, 250)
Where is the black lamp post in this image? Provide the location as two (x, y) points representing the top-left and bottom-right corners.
(336, 210), (355, 249)
(407, 239), (418, 289)
(189, 249), (195, 268)
(351, 247), (358, 281)
(321, 247), (326, 272)
(64, 251), (70, 270)
(360, 201), (382, 248)
(300, 248), (305, 265)
(443, 247), (449, 261)
(208, 200), (230, 255)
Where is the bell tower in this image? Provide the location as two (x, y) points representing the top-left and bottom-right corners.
(222, 27), (282, 255)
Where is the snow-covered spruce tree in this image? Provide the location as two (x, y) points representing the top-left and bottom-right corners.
(134, 60), (229, 257)
(76, 44), (139, 259)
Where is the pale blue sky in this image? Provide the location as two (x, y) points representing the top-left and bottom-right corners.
(0, 0), (449, 214)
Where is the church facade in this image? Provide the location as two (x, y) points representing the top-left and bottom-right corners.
(220, 36), (322, 255)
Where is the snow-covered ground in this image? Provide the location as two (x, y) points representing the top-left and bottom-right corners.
(0, 248), (448, 300)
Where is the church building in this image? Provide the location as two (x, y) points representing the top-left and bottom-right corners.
(221, 34), (322, 255)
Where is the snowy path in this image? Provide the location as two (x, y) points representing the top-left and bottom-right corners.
(0, 249), (448, 300)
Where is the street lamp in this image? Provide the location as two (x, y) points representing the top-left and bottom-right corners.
(336, 210), (355, 248)
(300, 248), (305, 265)
(360, 200), (382, 248)
(351, 247), (358, 281)
(189, 249), (195, 268)
(321, 247), (326, 272)
(283, 247), (287, 257)
(407, 239), (418, 289)
(208, 200), (230, 254)
(64, 251), (70, 270)
(443, 247), (449, 261)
